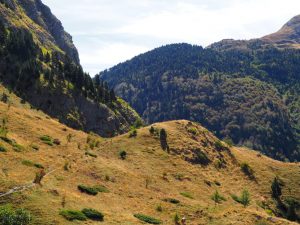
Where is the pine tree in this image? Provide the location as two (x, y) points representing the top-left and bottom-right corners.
(271, 177), (282, 199)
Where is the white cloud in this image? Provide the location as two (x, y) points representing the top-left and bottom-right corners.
(42, 0), (300, 75)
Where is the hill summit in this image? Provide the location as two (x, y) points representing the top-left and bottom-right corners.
(263, 15), (300, 48)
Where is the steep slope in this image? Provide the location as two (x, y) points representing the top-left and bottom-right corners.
(0, 94), (299, 225)
(0, 0), (140, 136)
(262, 15), (300, 49)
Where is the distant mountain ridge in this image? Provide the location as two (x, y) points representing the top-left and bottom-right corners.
(101, 16), (300, 161)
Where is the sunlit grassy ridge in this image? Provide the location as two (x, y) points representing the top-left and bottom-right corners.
(0, 87), (299, 225)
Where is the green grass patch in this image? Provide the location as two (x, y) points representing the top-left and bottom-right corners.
(40, 135), (54, 146)
(59, 210), (87, 221)
(134, 214), (161, 224)
(94, 185), (109, 193)
(21, 160), (44, 169)
(180, 192), (194, 199)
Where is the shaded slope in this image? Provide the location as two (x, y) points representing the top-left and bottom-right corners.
(0, 0), (140, 136)
(0, 94), (299, 224)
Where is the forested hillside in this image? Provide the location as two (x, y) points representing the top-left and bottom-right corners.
(0, 0), (139, 136)
(101, 35), (300, 161)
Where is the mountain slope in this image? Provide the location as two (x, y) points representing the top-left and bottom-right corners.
(100, 17), (300, 161)
(262, 15), (300, 49)
(0, 95), (299, 224)
(0, 0), (140, 136)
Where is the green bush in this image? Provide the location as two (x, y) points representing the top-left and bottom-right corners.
(59, 210), (87, 221)
(241, 163), (255, 179)
(215, 140), (226, 151)
(0, 205), (31, 225)
(78, 185), (98, 196)
(82, 208), (104, 221)
(231, 189), (251, 207)
(119, 150), (127, 160)
(211, 190), (226, 204)
(30, 144), (39, 151)
(163, 198), (180, 204)
(187, 127), (198, 135)
(129, 129), (137, 138)
(134, 214), (161, 224)
(133, 118), (144, 129)
(195, 150), (210, 165)
(0, 145), (7, 152)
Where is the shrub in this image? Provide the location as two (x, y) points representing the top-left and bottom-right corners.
(13, 143), (24, 152)
(180, 192), (194, 199)
(160, 129), (168, 151)
(156, 205), (163, 212)
(149, 126), (155, 135)
(129, 129), (137, 138)
(215, 140), (226, 151)
(174, 213), (180, 224)
(133, 118), (144, 129)
(211, 190), (226, 204)
(53, 139), (61, 145)
(241, 163), (255, 179)
(119, 150), (127, 160)
(0, 205), (31, 225)
(59, 210), (87, 221)
(195, 150), (210, 165)
(187, 127), (198, 135)
(0, 145), (7, 152)
(82, 208), (104, 221)
(78, 185), (98, 196)
(22, 160), (44, 169)
(271, 177), (282, 199)
(163, 198), (180, 204)
(231, 189), (250, 207)
(134, 214), (161, 224)
(223, 137), (233, 147)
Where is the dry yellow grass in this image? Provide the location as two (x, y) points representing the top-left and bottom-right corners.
(0, 90), (299, 225)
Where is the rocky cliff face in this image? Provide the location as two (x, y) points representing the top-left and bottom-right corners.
(0, 0), (79, 63)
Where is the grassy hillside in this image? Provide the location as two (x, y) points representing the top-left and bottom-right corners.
(100, 42), (300, 162)
(0, 89), (299, 225)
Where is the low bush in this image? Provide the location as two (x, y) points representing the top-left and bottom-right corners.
(231, 189), (251, 207)
(129, 129), (137, 138)
(119, 150), (127, 160)
(82, 208), (104, 221)
(0, 145), (7, 152)
(215, 140), (226, 151)
(156, 205), (162, 212)
(40, 135), (53, 146)
(0, 205), (31, 225)
(22, 160), (44, 169)
(134, 214), (161, 224)
(59, 210), (87, 221)
(163, 198), (180, 204)
(195, 150), (210, 165)
(241, 163), (255, 179)
(187, 127), (198, 135)
(30, 144), (39, 151)
(211, 190), (226, 204)
(78, 185), (98, 196)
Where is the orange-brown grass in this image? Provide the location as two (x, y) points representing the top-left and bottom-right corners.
(0, 93), (299, 225)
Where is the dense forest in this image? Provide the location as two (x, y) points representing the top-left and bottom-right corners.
(101, 43), (300, 161)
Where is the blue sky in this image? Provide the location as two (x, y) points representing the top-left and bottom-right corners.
(42, 0), (300, 75)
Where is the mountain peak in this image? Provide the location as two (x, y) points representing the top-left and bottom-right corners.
(262, 15), (300, 47)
